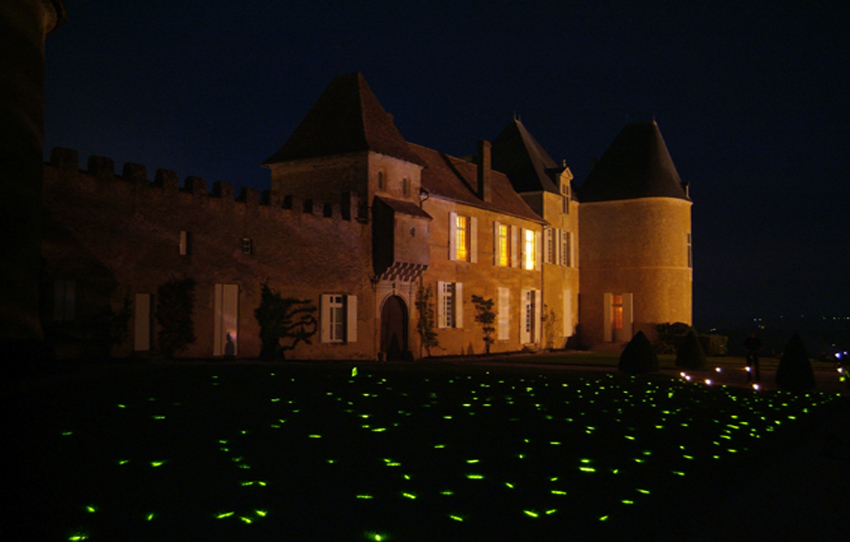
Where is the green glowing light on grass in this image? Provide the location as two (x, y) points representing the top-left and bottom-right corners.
(153, 415), (166, 420)
(402, 492), (417, 499)
(150, 461), (166, 467)
(434, 444), (446, 449)
(505, 482), (514, 488)
(546, 509), (558, 515)
(62, 431), (73, 436)
(372, 427), (387, 432)
(523, 510), (539, 518)
(441, 490), (454, 495)
(352, 367), (358, 377)
(672, 471), (686, 476)
(117, 404), (125, 408)
(239, 516), (253, 524)
(365, 532), (387, 541)
(449, 515), (464, 522)
(255, 509), (268, 517)
(68, 533), (89, 541)
(271, 398), (280, 402)
(466, 459), (479, 463)
(216, 511), (234, 519)
(466, 474), (484, 479)
(625, 435), (635, 440)
(117, 459), (129, 465)
(309, 434), (322, 438)
(580, 467), (596, 473)
(622, 499), (634, 505)
(637, 488), (650, 494)
(146, 512), (156, 521)
(85, 505), (97, 513)
(551, 490), (567, 495)
(599, 515), (609, 521)
(357, 494), (374, 499)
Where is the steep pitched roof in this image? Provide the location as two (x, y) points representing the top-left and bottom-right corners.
(578, 121), (689, 202)
(491, 119), (563, 194)
(411, 143), (543, 223)
(262, 72), (425, 166)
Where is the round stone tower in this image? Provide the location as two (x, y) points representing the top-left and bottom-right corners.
(0, 0), (66, 359)
(578, 121), (692, 348)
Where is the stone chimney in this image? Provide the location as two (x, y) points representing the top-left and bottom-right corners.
(477, 140), (492, 203)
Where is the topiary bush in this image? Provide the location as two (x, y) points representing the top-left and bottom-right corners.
(619, 331), (659, 374)
(676, 327), (707, 370)
(775, 332), (816, 392)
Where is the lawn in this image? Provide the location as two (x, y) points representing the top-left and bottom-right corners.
(4, 362), (842, 541)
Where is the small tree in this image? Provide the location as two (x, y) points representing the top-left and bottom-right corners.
(415, 285), (439, 357)
(254, 282), (317, 360)
(676, 327), (707, 369)
(619, 331), (659, 374)
(775, 332), (816, 392)
(156, 277), (196, 358)
(655, 322), (691, 354)
(471, 295), (496, 354)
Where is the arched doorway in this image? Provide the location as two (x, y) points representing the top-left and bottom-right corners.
(381, 295), (408, 360)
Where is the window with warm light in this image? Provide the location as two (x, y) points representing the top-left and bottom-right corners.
(455, 215), (469, 261)
(498, 224), (510, 266)
(523, 229), (536, 270)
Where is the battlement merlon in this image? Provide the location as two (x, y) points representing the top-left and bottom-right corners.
(44, 148), (366, 222)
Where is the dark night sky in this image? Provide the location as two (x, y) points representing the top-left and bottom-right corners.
(43, 0), (850, 329)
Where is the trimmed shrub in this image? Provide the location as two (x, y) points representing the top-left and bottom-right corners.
(155, 277), (196, 358)
(655, 322), (691, 354)
(619, 331), (659, 374)
(676, 328), (707, 369)
(775, 332), (816, 392)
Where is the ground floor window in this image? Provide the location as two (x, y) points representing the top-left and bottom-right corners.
(437, 281), (463, 328)
(321, 294), (357, 343)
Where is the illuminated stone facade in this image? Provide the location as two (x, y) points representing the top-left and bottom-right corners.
(40, 73), (691, 360)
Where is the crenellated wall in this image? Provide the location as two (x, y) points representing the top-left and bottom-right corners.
(41, 148), (375, 360)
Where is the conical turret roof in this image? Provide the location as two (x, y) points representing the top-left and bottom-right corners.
(262, 72), (424, 166)
(491, 119), (563, 194)
(579, 121), (689, 202)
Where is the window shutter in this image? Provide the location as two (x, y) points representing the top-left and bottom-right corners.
(346, 295), (357, 342)
(470, 217), (478, 263)
(437, 281), (447, 328)
(544, 229), (553, 264)
(454, 282), (463, 328)
(448, 212), (457, 260)
(517, 228), (524, 268)
(320, 294), (332, 343)
(520, 289), (530, 344)
(493, 221), (501, 265)
(498, 287), (510, 340)
(534, 290), (543, 343)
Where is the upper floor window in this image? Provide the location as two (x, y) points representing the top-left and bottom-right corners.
(179, 230), (192, 255)
(523, 228), (537, 270)
(560, 230), (573, 267)
(449, 212), (477, 262)
(377, 171), (386, 190)
(561, 181), (571, 215)
(496, 223), (511, 266)
(687, 233), (693, 268)
(242, 237), (253, 255)
(402, 177), (411, 196)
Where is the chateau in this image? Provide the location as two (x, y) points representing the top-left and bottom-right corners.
(40, 72), (692, 360)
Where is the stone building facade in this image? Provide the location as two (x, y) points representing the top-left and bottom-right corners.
(40, 72), (692, 360)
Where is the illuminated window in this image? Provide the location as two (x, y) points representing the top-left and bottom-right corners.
(523, 229), (536, 270)
(321, 294), (357, 343)
(241, 237), (252, 255)
(456, 215), (469, 261)
(450, 212), (477, 262)
(438, 281), (463, 328)
(495, 223), (511, 266)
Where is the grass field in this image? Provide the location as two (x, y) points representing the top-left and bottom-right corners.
(4, 361), (843, 541)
